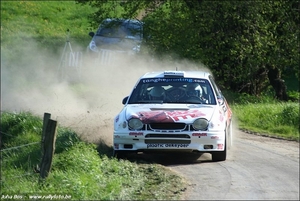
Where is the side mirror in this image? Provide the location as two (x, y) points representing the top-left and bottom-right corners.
(89, 32), (95, 37)
(122, 96), (129, 105)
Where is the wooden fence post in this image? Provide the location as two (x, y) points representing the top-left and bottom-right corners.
(40, 118), (57, 179)
(41, 113), (51, 159)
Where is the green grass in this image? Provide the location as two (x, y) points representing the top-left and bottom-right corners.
(223, 90), (299, 141)
(1, 1), (95, 58)
(232, 102), (299, 141)
(1, 1), (299, 200)
(0, 2), (188, 199)
(1, 112), (186, 200)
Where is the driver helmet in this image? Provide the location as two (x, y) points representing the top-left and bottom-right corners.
(149, 86), (166, 100)
(186, 83), (202, 97)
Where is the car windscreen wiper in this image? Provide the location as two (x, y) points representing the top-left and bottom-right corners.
(183, 101), (202, 104)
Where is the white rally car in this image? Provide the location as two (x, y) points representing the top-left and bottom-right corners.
(113, 71), (233, 161)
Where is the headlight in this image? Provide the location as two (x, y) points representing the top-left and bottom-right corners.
(89, 41), (98, 52)
(132, 45), (140, 53)
(193, 118), (209, 130)
(128, 118), (143, 130)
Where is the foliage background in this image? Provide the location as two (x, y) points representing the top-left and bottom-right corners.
(1, 1), (299, 200)
(77, 0), (299, 98)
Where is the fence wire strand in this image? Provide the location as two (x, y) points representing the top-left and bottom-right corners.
(1, 142), (40, 152)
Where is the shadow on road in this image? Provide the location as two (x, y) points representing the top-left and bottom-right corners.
(96, 141), (213, 166)
(119, 152), (214, 166)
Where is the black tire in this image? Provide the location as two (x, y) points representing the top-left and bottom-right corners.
(113, 150), (127, 159)
(211, 150), (226, 162)
(211, 129), (227, 162)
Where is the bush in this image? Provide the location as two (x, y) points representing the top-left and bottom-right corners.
(280, 104), (299, 128)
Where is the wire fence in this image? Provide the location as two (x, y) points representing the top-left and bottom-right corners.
(1, 140), (40, 152)
(1, 113), (58, 182)
(1, 131), (41, 181)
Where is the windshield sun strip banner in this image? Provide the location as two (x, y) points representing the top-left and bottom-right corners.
(141, 78), (207, 84)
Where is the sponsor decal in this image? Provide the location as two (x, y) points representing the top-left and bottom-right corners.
(142, 78), (193, 83)
(166, 110), (206, 121)
(140, 111), (171, 123)
(114, 135), (121, 138)
(129, 132), (143, 136)
(192, 133), (207, 137)
(142, 78), (206, 84)
(211, 136), (219, 139)
(147, 143), (189, 148)
(138, 109), (206, 123)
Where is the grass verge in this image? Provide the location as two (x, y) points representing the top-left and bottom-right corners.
(232, 102), (299, 141)
(1, 112), (187, 200)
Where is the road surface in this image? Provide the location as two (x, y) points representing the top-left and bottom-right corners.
(163, 130), (300, 200)
(48, 106), (299, 200)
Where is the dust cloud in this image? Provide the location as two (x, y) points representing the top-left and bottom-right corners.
(1, 40), (210, 146)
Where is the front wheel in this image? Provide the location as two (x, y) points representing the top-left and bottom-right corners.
(211, 129), (227, 162)
(113, 150), (128, 159)
(211, 150), (226, 162)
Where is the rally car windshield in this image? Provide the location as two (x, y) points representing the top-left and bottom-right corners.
(128, 78), (217, 105)
(96, 20), (143, 40)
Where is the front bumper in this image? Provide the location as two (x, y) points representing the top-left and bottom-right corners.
(113, 131), (225, 153)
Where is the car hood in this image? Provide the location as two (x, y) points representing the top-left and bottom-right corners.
(124, 104), (217, 123)
(92, 36), (141, 50)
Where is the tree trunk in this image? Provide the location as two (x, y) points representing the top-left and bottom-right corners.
(267, 66), (289, 101)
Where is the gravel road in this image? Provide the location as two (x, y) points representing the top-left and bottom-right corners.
(166, 130), (300, 200)
(63, 111), (299, 200)
(46, 103), (299, 201)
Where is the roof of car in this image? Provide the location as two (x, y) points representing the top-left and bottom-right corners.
(140, 71), (211, 79)
(102, 18), (143, 24)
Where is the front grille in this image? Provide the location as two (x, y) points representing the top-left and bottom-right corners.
(145, 139), (191, 144)
(145, 134), (190, 138)
(129, 122), (203, 132)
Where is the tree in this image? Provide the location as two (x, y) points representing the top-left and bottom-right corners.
(77, 0), (299, 100)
